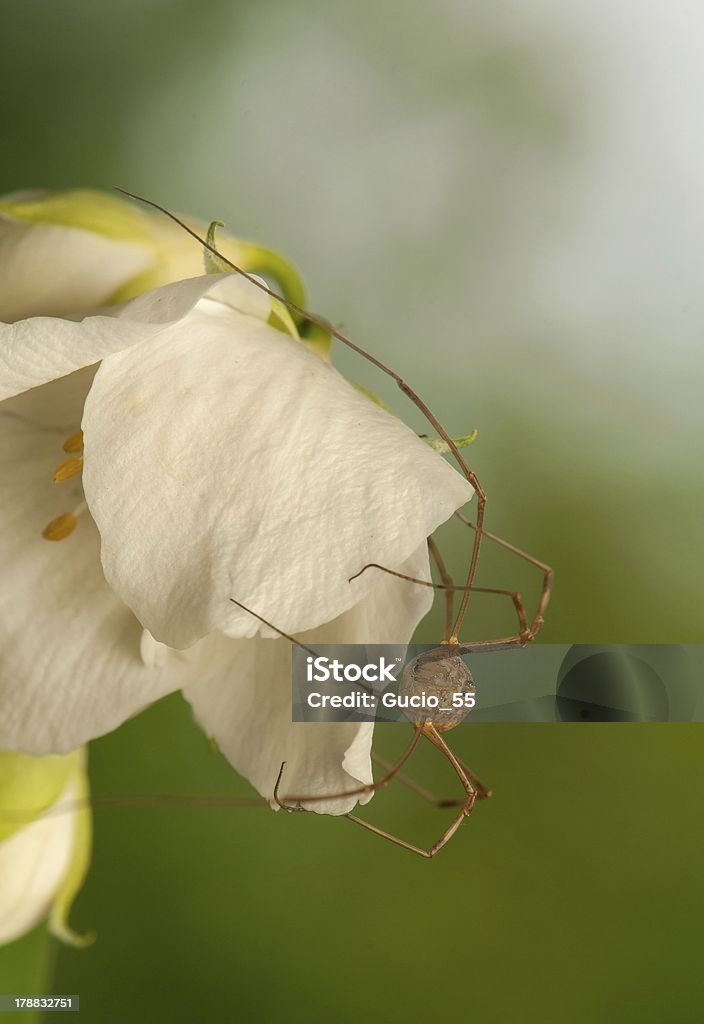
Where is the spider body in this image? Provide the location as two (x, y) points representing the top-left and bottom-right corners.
(399, 650), (475, 733)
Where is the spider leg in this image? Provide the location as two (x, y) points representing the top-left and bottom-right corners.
(344, 812), (468, 857)
(455, 759), (492, 800)
(348, 725), (478, 858)
(274, 726), (424, 810)
(348, 561), (530, 641)
(428, 536), (455, 643)
(454, 512), (553, 641)
(371, 751), (463, 808)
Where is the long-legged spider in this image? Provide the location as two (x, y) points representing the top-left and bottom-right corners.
(12, 191), (552, 858)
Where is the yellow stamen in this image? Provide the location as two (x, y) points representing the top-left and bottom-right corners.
(62, 430), (84, 453)
(42, 513), (78, 542)
(53, 457), (84, 483)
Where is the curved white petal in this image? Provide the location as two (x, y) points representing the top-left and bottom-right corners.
(181, 543), (434, 815)
(0, 385), (186, 754)
(0, 773), (78, 944)
(0, 216), (153, 322)
(0, 273), (270, 401)
(83, 304), (473, 649)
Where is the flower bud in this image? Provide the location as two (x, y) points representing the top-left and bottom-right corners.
(0, 188), (305, 323)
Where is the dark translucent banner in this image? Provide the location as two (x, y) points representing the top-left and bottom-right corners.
(291, 645), (703, 723)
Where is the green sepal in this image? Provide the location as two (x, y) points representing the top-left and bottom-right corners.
(421, 431), (478, 454)
(0, 189), (153, 243)
(300, 319), (332, 360)
(353, 384), (392, 412)
(239, 243), (307, 315)
(199, 224), (307, 316)
(351, 387), (477, 452)
(48, 750), (94, 949)
(204, 221), (230, 274)
(203, 221), (316, 346)
(268, 299), (300, 339)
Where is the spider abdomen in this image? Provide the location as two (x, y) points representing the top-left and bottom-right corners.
(399, 654), (475, 732)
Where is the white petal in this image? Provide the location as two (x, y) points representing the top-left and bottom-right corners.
(0, 216), (153, 322)
(0, 386), (186, 754)
(82, 304), (473, 649)
(140, 629), (180, 669)
(182, 543), (434, 815)
(0, 273), (270, 401)
(0, 774), (78, 944)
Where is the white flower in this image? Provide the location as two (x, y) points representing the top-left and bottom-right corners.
(0, 749), (91, 946)
(0, 195), (473, 814)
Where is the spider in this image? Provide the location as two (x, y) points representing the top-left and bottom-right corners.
(109, 188), (553, 858)
(7, 192), (553, 859)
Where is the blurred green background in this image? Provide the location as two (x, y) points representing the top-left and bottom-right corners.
(1, 1), (702, 1021)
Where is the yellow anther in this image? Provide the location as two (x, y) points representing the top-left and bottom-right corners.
(53, 457), (84, 483)
(62, 430), (84, 453)
(42, 513), (78, 541)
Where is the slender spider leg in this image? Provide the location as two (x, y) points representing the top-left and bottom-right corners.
(273, 760), (305, 812)
(416, 637), (532, 666)
(274, 726), (423, 809)
(229, 598), (319, 657)
(454, 759), (492, 800)
(1, 792), (268, 826)
(228, 588), (493, 844)
(428, 536), (454, 642)
(348, 562), (530, 640)
(373, 752), (491, 805)
(347, 724), (478, 858)
(349, 503), (554, 655)
(343, 813), (455, 857)
(228, 597), (434, 812)
(115, 188), (487, 642)
(455, 511), (553, 641)
(371, 751), (465, 808)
